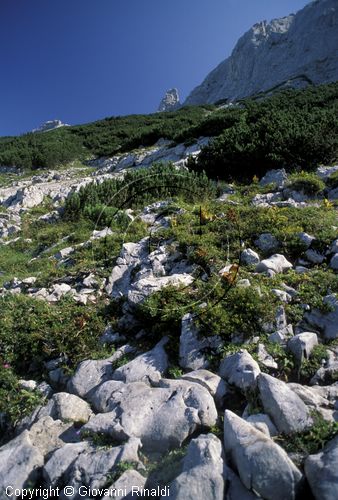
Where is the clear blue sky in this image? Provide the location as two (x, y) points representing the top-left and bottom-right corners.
(0, 0), (309, 136)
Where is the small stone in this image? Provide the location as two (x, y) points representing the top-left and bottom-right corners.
(257, 343), (278, 369)
(298, 232), (315, 248)
(271, 289), (292, 302)
(330, 253), (338, 270)
(241, 249), (260, 266)
(181, 369), (229, 406)
(305, 249), (325, 264)
(256, 254), (293, 274)
(287, 332), (318, 363)
(219, 349), (260, 391)
(43, 392), (93, 423)
(245, 413), (278, 437)
(54, 247), (74, 260)
(254, 233), (280, 253)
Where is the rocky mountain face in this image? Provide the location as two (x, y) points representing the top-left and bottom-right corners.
(32, 119), (69, 133)
(185, 0), (338, 105)
(158, 88), (181, 111)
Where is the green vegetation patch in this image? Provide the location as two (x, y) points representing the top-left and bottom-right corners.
(277, 413), (338, 457)
(64, 164), (218, 224)
(2, 83), (338, 180)
(0, 365), (45, 438)
(188, 83), (338, 181)
(0, 294), (108, 376)
(287, 171), (325, 196)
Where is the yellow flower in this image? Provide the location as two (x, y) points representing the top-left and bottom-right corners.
(323, 198), (333, 209)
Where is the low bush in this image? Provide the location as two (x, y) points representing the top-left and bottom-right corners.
(326, 170), (338, 190)
(64, 164), (218, 222)
(0, 365), (45, 439)
(0, 294), (108, 376)
(287, 171), (325, 195)
(277, 412), (338, 456)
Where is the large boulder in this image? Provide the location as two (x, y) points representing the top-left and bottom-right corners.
(107, 237), (194, 306)
(128, 273), (194, 306)
(287, 383), (336, 421)
(106, 240), (149, 298)
(180, 313), (206, 370)
(67, 345), (136, 398)
(66, 437), (141, 492)
(112, 337), (168, 384)
(330, 253), (338, 270)
(259, 169), (287, 189)
(258, 373), (313, 434)
(166, 434), (225, 500)
(41, 392), (93, 424)
(43, 442), (91, 488)
(225, 466), (259, 499)
(305, 435), (338, 500)
(305, 249), (325, 264)
(0, 431), (44, 491)
(5, 185), (44, 209)
(28, 416), (79, 456)
(223, 410), (303, 500)
(83, 380), (217, 453)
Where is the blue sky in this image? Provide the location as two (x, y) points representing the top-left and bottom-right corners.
(0, 0), (309, 136)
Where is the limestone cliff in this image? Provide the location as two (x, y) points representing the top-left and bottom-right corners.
(33, 119), (69, 133)
(185, 0), (338, 105)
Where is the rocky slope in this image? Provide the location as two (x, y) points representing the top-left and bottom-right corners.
(185, 0), (338, 105)
(0, 148), (338, 498)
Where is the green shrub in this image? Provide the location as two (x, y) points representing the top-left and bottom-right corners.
(197, 283), (276, 340)
(287, 171), (325, 195)
(0, 294), (107, 376)
(0, 365), (45, 441)
(189, 83), (338, 181)
(299, 344), (329, 381)
(277, 412), (338, 456)
(2, 83), (338, 174)
(326, 170), (338, 190)
(64, 164), (218, 222)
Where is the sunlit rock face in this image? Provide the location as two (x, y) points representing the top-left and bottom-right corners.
(158, 88), (181, 111)
(185, 0), (338, 105)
